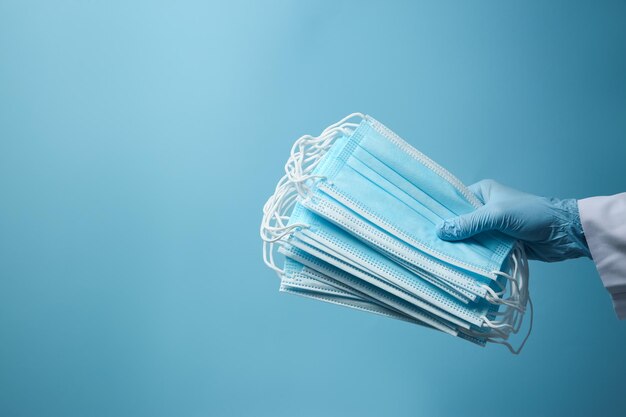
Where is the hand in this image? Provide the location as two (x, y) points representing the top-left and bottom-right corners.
(436, 179), (591, 262)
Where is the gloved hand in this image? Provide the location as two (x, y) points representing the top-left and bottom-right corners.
(436, 179), (591, 262)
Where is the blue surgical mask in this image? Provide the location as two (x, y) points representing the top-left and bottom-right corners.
(261, 114), (531, 353)
(279, 245), (460, 336)
(279, 256), (439, 330)
(309, 119), (513, 279)
(287, 203), (489, 329)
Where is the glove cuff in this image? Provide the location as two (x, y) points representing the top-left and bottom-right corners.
(559, 198), (592, 260)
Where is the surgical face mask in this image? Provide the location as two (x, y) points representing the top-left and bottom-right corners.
(261, 114), (532, 354)
(279, 246), (460, 335)
(287, 203), (491, 328)
(307, 120), (512, 279)
(279, 256), (439, 331)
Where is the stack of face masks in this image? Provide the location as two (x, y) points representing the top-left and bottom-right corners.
(261, 114), (532, 353)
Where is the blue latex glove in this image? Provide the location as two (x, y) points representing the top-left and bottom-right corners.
(436, 179), (591, 262)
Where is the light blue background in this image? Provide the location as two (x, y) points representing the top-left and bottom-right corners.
(1, 1), (625, 416)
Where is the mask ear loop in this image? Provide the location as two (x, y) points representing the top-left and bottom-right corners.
(263, 114), (364, 236)
(478, 248), (521, 332)
(465, 245), (524, 336)
(472, 243), (532, 353)
(261, 114), (365, 277)
(504, 244), (532, 354)
(486, 297), (534, 355)
(261, 179), (305, 276)
(485, 243), (529, 317)
(284, 116), (363, 194)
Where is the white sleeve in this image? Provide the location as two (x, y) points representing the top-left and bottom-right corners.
(578, 193), (626, 319)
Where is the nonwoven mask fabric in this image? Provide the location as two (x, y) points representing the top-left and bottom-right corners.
(261, 114), (533, 354)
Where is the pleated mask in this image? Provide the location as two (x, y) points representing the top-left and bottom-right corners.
(261, 114), (532, 353)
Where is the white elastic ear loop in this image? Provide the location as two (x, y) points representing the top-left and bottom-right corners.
(507, 245), (533, 354)
(260, 181), (305, 273)
(321, 112), (364, 134)
(481, 260), (520, 329)
(481, 244), (532, 353)
(264, 116), (363, 271)
(289, 114), (364, 169)
(472, 243), (529, 345)
(263, 241), (283, 274)
(502, 247), (529, 331)
(261, 113), (365, 275)
(481, 248), (524, 326)
(262, 208), (308, 243)
(261, 180), (309, 243)
(485, 244), (529, 315)
(283, 115), (364, 195)
(287, 125), (358, 176)
(489, 297), (534, 355)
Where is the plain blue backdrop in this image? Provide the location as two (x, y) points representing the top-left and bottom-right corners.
(1, 1), (625, 416)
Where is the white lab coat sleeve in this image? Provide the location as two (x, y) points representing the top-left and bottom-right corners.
(578, 193), (626, 319)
